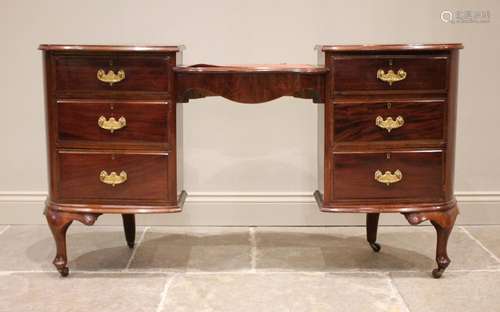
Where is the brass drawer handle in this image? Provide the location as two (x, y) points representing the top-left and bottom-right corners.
(376, 69), (407, 85)
(98, 116), (126, 133)
(374, 169), (403, 186)
(97, 69), (125, 85)
(375, 116), (404, 132)
(99, 170), (127, 187)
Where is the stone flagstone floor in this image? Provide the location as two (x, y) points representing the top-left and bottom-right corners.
(0, 224), (499, 312)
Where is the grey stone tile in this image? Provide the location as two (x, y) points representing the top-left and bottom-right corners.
(255, 226), (498, 272)
(129, 227), (251, 272)
(162, 272), (406, 312)
(0, 225), (8, 235)
(255, 227), (330, 271)
(0, 272), (168, 312)
(0, 225), (144, 271)
(391, 271), (500, 312)
(463, 225), (500, 261)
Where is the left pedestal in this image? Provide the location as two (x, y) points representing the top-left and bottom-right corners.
(40, 44), (185, 276)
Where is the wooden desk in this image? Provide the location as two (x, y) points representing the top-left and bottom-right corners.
(39, 43), (462, 278)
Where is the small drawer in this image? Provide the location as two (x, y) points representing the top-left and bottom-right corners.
(54, 54), (172, 93)
(331, 150), (444, 201)
(57, 100), (169, 147)
(57, 151), (169, 201)
(333, 100), (444, 142)
(332, 54), (448, 93)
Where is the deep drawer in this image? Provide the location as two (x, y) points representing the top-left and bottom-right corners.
(57, 151), (169, 201)
(332, 54), (448, 93)
(333, 100), (445, 142)
(57, 100), (169, 147)
(54, 54), (172, 93)
(331, 150), (444, 201)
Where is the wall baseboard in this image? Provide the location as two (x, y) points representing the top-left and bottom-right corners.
(0, 191), (499, 225)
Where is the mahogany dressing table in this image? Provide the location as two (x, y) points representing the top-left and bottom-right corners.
(39, 43), (462, 278)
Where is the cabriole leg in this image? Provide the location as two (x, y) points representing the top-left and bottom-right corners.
(366, 213), (381, 252)
(45, 208), (100, 277)
(403, 205), (459, 278)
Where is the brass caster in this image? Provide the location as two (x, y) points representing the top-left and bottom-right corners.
(432, 268), (445, 279)
(369, 242), (381, 252)
(57, 267), (69, 277)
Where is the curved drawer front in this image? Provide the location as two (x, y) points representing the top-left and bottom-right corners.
(57, 151), (169, 201)
(57, 100), (169, 147)
(54, 54), (171, 93)
(332, 54), (448, 94)
(331, 150), (444, 202)
(333, 100), (444, 142)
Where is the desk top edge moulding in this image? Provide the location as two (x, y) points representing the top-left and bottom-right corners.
(39, 43), (462, 278)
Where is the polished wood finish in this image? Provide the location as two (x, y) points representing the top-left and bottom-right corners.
(57, 100), (170, 148)
(333, 99), (444, 142)
(315, 190), (456, 213)
(175, 64), (327, 73)
(175, 64), (326, 104)
(403, 204), (459, 278)
(44, 208), (101, 276)
(317, 44), (461, 278)
(57, 151), (170, 202)
(318, 43), (463, 52)
(41, 43), (461, 278)
(366, 213), (381, 252)
(331, 150), (444, 202)
(317, 45), (461, 212)
(39, 44), (184, 52)
(41, 44), (184, 276)
(54, 54), (172, 93)
(121, 214), (136, 248)
(46, 191), (186, 214)
(332, 54), (448, 94)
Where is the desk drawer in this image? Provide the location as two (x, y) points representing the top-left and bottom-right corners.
(57, 151), (169, 201)
(334, 100), (444, 142)
(57, 100), (169, 147)
(331, 150), (444, 201)
(54, 54), (171, 93)
(332, 55), (448, 93)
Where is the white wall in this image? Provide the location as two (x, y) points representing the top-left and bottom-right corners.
(1, 0), (499, 225)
